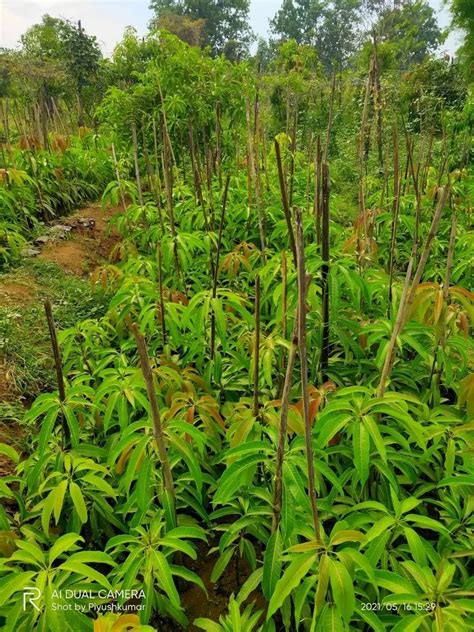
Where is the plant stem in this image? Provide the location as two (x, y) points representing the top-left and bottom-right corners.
(272, 317), (298, 533)
(275, 138), (297, 265)
(253, 273), (261, 419)
(157, 243), (167, 348)
(295, 210), (321, 543)
(44, 298), (70, 449)
(210, 175), (230, 360)
(130, 323), (176, 515)
(388, 125), (400, 319)
(320, 163), (330, 380)
(378, 186), (449, 396)
(111, 143), (127, 212)
(131, 119), (144, 206)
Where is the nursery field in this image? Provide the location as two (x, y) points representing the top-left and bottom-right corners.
(0, 9), (473, 632)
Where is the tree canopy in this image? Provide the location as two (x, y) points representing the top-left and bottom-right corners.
(149, 0), (253, 58)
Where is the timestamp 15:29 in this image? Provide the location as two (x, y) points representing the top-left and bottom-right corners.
(361, 602), (437, 612)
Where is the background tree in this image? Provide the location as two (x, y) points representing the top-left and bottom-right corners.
(449, 0), (474, 74)
(270, 0), (363, 69)
(270, 1), (323, 46)
(318, 0), (364, 69)
(21, 15), (102, 125)
(155, 12), (205, 47)
(373, 0), (442, 68)
(149, 0), (253, 58)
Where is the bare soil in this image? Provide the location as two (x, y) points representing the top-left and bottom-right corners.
(39, 203), (121, 275)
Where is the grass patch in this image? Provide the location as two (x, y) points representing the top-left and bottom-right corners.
(0, 258), (110, 399)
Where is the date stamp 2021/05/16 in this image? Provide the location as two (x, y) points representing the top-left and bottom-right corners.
(361, 602), (436, 612)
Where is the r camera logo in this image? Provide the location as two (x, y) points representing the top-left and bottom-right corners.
(22, 587), (41, 612)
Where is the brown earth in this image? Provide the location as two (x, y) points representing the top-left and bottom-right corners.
(0, 282), (36, 306)
(155, 541), (265, 631)
(39, 203), (121, 275)
(183, 543), (265, 630)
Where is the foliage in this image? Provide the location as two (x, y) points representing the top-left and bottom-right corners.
(0, 9), (473, 632)
(374, 0), (443, 68)
(149, 0), (253, 58)
(270, 0), (363, 69)
(449, 0), (474, 75)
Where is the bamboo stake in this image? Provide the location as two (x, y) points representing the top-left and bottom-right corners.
(323, 70), (336, 163)
(358, 55), (375, 216)
(387, 125), (400, 319)
(406, 186), (450, 309)
(253, 273), (261, 418)
(111, 143), (127, 212)
(210, 175), (230, 360)
(377, 186), (449, 396)
(288, 103), (298, 207)
(44, 298), (70, 448)
(130, 323), (175, 513)
(372, 35), (383, 173)
(246, 99), (266, 262)
(131, 119), (144, 206)
(157, 244), (167, 347)
(188, 119), (210, 232)
(272, 316), (298, 532)
(151, 119), (165, 233)
(314, 136), (322, 246)
(320, 163), (330, 380)
(295, 210), (321, 543)
(275, 139), (297, 265)
(215, 102), (222, 189)
(433, 199), (457, 394)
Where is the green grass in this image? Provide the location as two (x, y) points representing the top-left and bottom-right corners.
(0, 258), (110, 399)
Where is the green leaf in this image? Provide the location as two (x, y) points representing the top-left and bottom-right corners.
(49, 533), (84, 564)
(403, 527), (427, 567)
(0, 443), (19, 464)
(353, 422), (370, 486)
(363, 515), (395, 545)
(69, 481), (88, 524)
(437, 475), (474, 487)
(213, 454), (262, 505)
(210, 548), (234, 584)
(405, 514), (449, 535)
(236, 568), (263, 606)
(316, 413), (351, 447)
(318, 603), (344, 631)
(390, 615), (424, 631)
(355, 604), (385, 632)
(374, 570), (414, 594)
(169, 565), (207, 596)
(362, 415), (386, 464)
(58, 560), (111, 589)
(267, 552), (315, 619)
(328, 558), (355, 624)
(211, 298), (227, 351)
(53, 480), (68, 524)
(0, 572), (36, 608)
(67, 551), (116, 566)
(136, 456), (152, 511)
(194, 619), (222, 632)
(153, 550), (180, 609)
(41, 488), (56, 536)
(262, 529), (282, 601)
(82, 473), (117, 498)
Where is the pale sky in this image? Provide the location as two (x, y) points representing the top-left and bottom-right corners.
(0, 0), (462, 57)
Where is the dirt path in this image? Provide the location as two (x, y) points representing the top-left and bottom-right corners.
(0, 202), (122, 476)
(38, 203), (121, 275)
